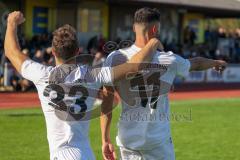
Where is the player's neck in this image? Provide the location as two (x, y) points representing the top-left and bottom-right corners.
(135, 36), (149, 48)
(55, 58), (76, 66)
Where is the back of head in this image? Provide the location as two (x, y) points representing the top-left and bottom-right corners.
(52, 24), (79, 61)
(134, 7), (161, 27)
(134, 7), (161, 39)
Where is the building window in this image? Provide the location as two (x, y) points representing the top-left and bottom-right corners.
(77, 8), (102, 33)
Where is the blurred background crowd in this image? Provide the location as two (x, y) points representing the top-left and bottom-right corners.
(1, 0), (240, 91)
(181, 26), (240, 62)
(1, 25), (240, 91)
(0, 32), (109, 91)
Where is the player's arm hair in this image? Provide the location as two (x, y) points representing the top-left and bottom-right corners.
(4, 14), (28, 73)
(100, 86), (115, 143)
(111, 38), (160, 82)
(189, 57), (227, 71)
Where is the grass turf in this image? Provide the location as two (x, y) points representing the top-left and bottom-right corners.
(0, 98), (240, 160)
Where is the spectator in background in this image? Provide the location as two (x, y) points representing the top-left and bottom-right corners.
(218, 27), (227, 38)
(18, 33), (27, 49)
(87, 34), (106, 66)
(208, 27), (218, 59)
(189, 27), (196, 46)
(217, 27), (230, 59)
(183, 25), (196, 47)
(32, 49), (43, 63)
(0, 74), (3, 86)
(87, 35), (99, 55)
(0, 36), (3, 51)
(87, 34), (106, 55)
(10, 71), (21, 91)
(235, 28), (240, 62)
(10, 70), (33, 91)
(92, 50), (106, 67)
(229, 29), (235, 62)
(22, 48), (30, 57)
(43, 47), (54, 65)
(183, 26), (190, 45)
(204, 25), (211, 43)
(19, 78), (33, 92)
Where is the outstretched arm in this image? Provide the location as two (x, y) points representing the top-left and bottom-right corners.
(189, 57), (227, 72)
(4, 11), (28, 73)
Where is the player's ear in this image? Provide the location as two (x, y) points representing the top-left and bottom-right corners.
(152, 25), (157, 34)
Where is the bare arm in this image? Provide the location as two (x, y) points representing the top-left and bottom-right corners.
(100, 86), (117, 160)
(4, 11), (27, 73)
(111, 38), (162, 82)
(101, 86), (114, 143)
(189, 57), (227, 72)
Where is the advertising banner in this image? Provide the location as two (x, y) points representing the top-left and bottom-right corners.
(184, 71), (205, 82)
(223, 66), (240, 83)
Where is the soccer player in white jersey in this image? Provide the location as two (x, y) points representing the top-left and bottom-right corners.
(100, 8), (227, 160)
(4, 11), (164, 160)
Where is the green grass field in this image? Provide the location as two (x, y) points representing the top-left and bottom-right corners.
(0, 98), (240, 160)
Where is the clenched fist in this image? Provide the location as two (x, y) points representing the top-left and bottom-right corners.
(7, 11), (25, 27)
(213, 60), (227, 73)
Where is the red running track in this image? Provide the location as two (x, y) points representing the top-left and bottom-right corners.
(0, 90), (240, 109)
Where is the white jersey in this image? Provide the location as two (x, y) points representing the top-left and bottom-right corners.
(104, 45), (190, 150)
(21, 59), (112, 158)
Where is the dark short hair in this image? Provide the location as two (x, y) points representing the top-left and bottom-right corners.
(52, 24), (79, 61)
(134, 7), (161, 24)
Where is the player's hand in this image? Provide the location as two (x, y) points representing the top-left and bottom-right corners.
(149, 38), (164, 51)
(213, 60), (227, 73)
(7, 11), (25, 27)
(102, 141), (117, 160)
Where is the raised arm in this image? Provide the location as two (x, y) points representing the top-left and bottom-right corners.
(4, 11), (28, 73)
(189, 57), (227, 72)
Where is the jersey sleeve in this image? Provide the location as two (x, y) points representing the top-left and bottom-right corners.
(104, 50), (126, 67)
(174, 54), (191, 77)
(96, 67), (113, 85)
(102, 50), (128, 86)
(21, 59), (52, 84)
(82, 65), (113, 85)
